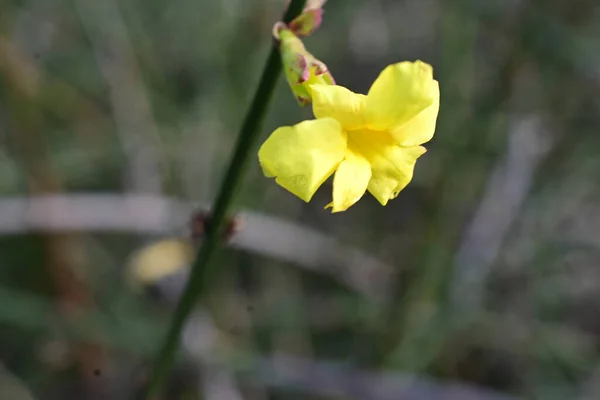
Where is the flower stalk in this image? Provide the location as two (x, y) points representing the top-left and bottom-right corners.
(137, 1), (307, 398)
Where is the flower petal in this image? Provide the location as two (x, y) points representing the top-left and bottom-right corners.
(328, 144), (371, 213)
(389, 80), (439, 146)
(258, 118), (347, 202)
(364, 61), (438, 141)
(311, 84), (367, 130)
(350, 130), (426, 206)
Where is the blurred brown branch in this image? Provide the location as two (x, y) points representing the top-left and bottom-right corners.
(0, 30), (109, 398)
(450, 115), (554, 313)
(182, 311), (520, 400)
(0, 194), (392, 300)
(0, 364), (36, 400)
(0, 286), (519, 400)
(236, 355), (520, 400)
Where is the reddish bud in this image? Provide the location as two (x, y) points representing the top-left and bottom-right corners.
(289, 8), (323, 37)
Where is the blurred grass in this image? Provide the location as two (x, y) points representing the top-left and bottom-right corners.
(0, 0), (599, 399)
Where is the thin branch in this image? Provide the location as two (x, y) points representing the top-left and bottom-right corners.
(141, 2), (305, 393)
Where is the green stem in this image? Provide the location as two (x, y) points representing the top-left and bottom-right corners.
(138, 1), (306, 398)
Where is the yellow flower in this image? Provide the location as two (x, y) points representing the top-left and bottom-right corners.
(258, 60), (440, 212)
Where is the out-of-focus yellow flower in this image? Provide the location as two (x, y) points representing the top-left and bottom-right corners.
(126, 239), (193, 290)
(258, 60), (439, 212)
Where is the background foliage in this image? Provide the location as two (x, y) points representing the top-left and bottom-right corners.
(1, 0), (599, 399)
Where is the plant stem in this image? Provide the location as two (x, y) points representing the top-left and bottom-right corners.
(139, 1), (306, 398)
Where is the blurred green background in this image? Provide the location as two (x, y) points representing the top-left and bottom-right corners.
(1, 0), (599, 399)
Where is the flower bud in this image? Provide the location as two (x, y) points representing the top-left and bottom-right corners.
(288, 8), (323, 37)
(283, 0), (327, 37)
(276, 27), (335, 106)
